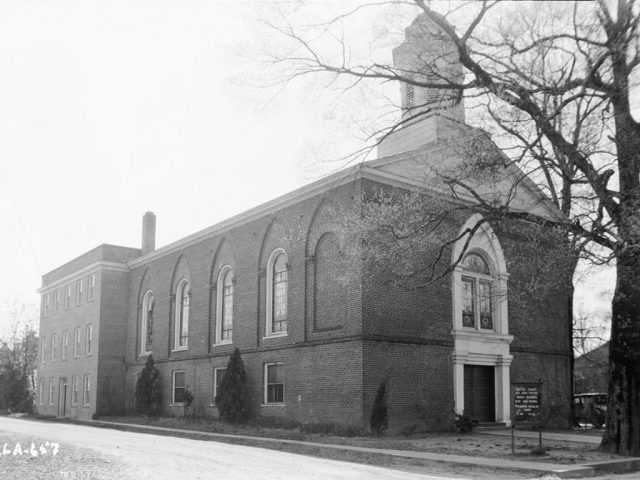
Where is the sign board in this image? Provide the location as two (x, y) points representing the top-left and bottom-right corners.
(512, 382), (542, 426)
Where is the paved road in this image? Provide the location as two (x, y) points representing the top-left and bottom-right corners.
(0, 417), (468, 480)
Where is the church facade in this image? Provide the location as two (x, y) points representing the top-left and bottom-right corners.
(36, 14), (572, 430)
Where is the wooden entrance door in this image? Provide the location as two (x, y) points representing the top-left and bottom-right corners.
(464, 365), (495, 422)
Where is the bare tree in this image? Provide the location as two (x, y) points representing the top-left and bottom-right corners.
(263, 0), (640, 454)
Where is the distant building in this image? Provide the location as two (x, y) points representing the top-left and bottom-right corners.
(36, 14), (572, 430)
(574, 342), (609, 394)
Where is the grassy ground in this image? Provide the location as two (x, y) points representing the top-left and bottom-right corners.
(98, 415), (619, 466)
(0, 431), (124, 480)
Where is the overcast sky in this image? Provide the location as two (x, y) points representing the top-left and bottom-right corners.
(0, 1), (631, 335)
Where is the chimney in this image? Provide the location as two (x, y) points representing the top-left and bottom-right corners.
(141, 211), (156, 255)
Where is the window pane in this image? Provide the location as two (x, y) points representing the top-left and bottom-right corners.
(462, 278), (475, 327)
(462, 253), (490, 275)
(222, 271), (233, 340)
(146, 294), (154, 350)
(479, 281), (493, 329)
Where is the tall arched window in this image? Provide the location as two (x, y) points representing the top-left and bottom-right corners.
(461, 252), (493, 330)
(174, 279), (190, 350)
(215, 266), (234, 344)
(266, 249), (288, 336)
(141, 290), (154, 354)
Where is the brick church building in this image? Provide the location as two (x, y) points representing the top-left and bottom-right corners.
(36, 14), (572, 430)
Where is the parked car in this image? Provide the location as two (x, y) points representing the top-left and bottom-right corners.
(574, 393), (607, 428)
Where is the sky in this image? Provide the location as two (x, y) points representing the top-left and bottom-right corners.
(0, 1), (632, 338)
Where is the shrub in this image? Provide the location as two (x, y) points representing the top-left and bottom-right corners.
(370, 381), (388, 435)
(215, 348), (250, 423)
(454, 411), (475, 433)
(135, 354), (162, 416)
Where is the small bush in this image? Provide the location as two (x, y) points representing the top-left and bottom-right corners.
(454, 411), (475, 433)
(135, 354), (163, 416)
(215, 348), (251, 423)
(370, 381), (388, 435)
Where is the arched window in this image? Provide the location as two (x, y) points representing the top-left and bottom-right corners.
(141, 290), (154, 354)
(266, 249), (288, 336)
(174, 279), (190, 350)
(215, 266), (234, 344)
(461, 252), (493, 330)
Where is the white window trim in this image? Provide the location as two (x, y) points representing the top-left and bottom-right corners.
(87, 274), (96, 301)
(451, 214), (513, 425)
(263, 362), (285, 405)
(140, 290), (154, 355)
(85, 324), (93, 356)
(76, 279), (84, 305)
(62, 331), (69, 360)
(215, 266), (233, 345)
(48, 379), (55, 406)
(83, 375), (90, 407)
(64, 284), (71, 309)
(51, 334), (57, 361)
(265, 248), (288, 339)
(173, 279), (190, 351)
(73, 328), (80, 358)
(171, 370), (186, 405)
(71, 376), (78, 406)
(39, 380), (45, 406)
(460, 256), (496, 332)
(41, 337), (47, 363)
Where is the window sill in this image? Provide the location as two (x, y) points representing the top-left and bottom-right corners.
(169, 403), (185, 407)
(214, 340), (233, 347)
(261, 403), (286, 407)
(171, 347), (189, 352)
(263, 333), (288, 340)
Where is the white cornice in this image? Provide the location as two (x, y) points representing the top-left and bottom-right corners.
(38, 261), (129, 294)
(127, 165), (363, 269)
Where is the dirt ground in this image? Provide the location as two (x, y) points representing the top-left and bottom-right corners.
(104, 415), (619, 466)
(0, 431), (125, 480)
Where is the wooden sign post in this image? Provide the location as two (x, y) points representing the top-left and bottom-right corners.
(511, 380), (543, 454)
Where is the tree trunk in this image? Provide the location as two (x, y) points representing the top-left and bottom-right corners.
(601, 250), (640, 455)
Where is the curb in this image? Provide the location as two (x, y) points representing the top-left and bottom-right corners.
(23, 416), (640, 479)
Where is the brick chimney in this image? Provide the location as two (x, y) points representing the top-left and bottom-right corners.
(141, 211), (156, 255)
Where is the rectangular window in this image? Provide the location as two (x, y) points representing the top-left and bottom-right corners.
(71, 376), (78, 405)
(39, 380), (45, 405)
(88, 274), (95, 300)
(264, 363), (284, 404)
(41, 337), (47, 363)
(53, 290), (60, 312)
(76, 279), (84, 304)
(73, 328), (80, 358)
(62, 331), (69, 360)
(462, 278), (475, 328)
(83, 375), (90, 406)
(213, 368), (226, 403)
(49, 379), (55, 406)
(64, 285), (71, 309)
(44, 294), (50, 315)
(85, 324), (93, 355)
(173, 371), (186, 404)
(51, 334), (57, 361)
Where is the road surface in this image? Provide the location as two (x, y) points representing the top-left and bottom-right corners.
(0, 417), (468, 480)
